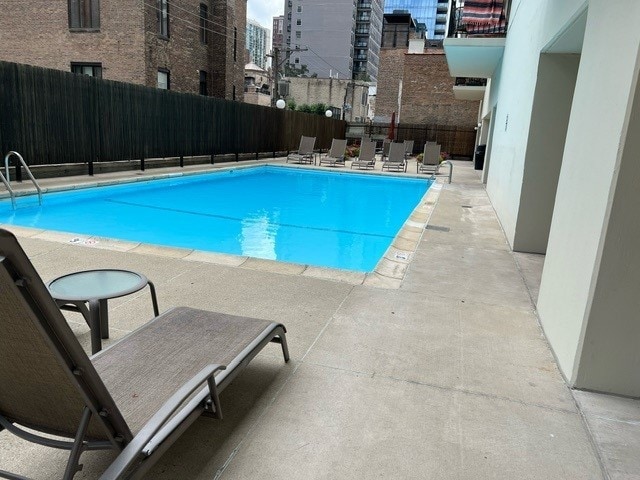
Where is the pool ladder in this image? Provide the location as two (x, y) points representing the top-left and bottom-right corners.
(1, 151), (42, 209)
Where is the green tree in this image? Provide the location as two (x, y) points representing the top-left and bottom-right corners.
(286, 99), (297, 111)
(298, 104), (312, 113)
(284, 64), (310, 77)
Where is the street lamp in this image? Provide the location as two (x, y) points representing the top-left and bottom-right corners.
(276, 99), (286, 109)
(325, 109), (333, 118)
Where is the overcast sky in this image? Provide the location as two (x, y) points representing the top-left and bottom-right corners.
(247, 0), (283, 30)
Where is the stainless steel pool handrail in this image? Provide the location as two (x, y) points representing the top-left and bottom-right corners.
(4, 151), (42, 206)
(0, 170), (16, 209)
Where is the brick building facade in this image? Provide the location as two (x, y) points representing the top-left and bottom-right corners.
(375, 13), (479, 127)
(376, 46), (480, 127)
(0, 0), (244, 100)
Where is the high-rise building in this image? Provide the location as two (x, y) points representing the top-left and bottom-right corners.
(384, 0), (451, 39)
(272, 15), (285, 54)
(246, 19), (270, 69)
(284, 0), (383, 81)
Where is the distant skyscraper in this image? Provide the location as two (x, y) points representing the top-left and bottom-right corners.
(384, 0), (450, 39)
(284, 0), (384, 81)
(246, 19), (270, 69)
(272, 15), (285, 54)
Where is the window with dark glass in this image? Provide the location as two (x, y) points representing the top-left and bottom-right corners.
(199, 71), (207, 95)
(71, 62), (102, 78)
(68, 0), (100, 29)
(158, 0), (169, 37)
(233, 27), (237, 61)
(199, 4), (208, 44)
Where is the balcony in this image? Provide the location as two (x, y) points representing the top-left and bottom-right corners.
(443, 3), (508, 78)
(453, 77), (487, 100)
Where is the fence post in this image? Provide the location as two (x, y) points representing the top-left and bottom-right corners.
(180, 155), (184, 168)
(140, 157), (145, 171)
(89, 158), (94, 176)
(211, 153), (215, 165)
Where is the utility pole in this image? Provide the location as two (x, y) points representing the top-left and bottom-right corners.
(267, 46), (308, 107)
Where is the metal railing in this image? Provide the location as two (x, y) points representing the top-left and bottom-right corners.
(3, 151), (42, 207)
(448, 5), (508, 37)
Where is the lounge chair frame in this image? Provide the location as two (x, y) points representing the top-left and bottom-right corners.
(286, 135), (316, 164)
(381, 142), (407, 172)
(0, 229), (289, 480)
(318, 139), (348, 167)
(350, 140), (376, 170)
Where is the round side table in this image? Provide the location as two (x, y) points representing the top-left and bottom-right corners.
(48, 269), (159, 354)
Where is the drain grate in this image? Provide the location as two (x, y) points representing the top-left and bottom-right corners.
(425, 225), (450, 232)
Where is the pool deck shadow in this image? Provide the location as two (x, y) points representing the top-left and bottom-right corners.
(0, 159), (636, 479)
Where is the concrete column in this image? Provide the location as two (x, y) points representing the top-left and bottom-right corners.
(537, 0), (640, 396)
(512, 54), (580, 253)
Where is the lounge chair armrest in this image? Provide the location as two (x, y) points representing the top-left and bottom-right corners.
(99, 363), (226, 480)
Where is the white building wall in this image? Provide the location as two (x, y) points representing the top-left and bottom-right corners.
(484, 0), (640, 395)
(537, 0), (640, 394)
(484, 0), (587, 245)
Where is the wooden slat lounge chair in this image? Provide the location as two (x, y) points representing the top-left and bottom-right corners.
(318, 138), (348, 167)
(381, 142), (407, 172)
(0, 229), (289, 479)
(418, 142), (442, 174)
(350, 140), (376, 170)
(286, 135), (316, 164)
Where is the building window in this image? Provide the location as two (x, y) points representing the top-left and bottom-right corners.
(68, 0), (100, 29)
(295, 31), (301, 39)
(294, 57), (300, 64)
(157, 69), (170, 89)
(199, 4), (208, 44)
(71, 62), (102, 78)
(199, 71), (207, 96)
(158, 0), (169, 38)
(296, 19), (301, 26)
(297, 5), (302, 12)
(233, 27), (237, 62)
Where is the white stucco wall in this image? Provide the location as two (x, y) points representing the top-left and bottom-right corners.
(536, 0), (640, 393)
(484, 0), (588, 246)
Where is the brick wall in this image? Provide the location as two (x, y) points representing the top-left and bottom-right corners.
(143, 0), (209, 94)
(287, 77), (369, 122)
(375, 47), (479, 127)
(375, 49), (405, 121)
(209, 0), (245, 101)
(0, 0), (243, 99)
(401, 51), (480, 127)
(0, 0), (146, 84)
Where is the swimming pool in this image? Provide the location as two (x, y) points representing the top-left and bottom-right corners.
(0, 166), (432, 272)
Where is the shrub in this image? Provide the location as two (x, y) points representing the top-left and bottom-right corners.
(345, 145), (360, 158)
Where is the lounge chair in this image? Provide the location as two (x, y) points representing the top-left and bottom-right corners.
(350, 140), (376, 170)
(403, 140), (415, 160)
(378, 138), (391, 161)
(381, 142), (407, 172)
(418, 142), (442, 174)
(286, 135), (316, 164)
(318, 138), (348, 167)
(0, 228), (289, 479)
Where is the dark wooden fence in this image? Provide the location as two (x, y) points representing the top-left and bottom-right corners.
(0, 61), (346, 168)
(348, 122), (477, 158)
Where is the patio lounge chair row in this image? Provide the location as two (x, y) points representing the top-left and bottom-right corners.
(0, 229), (289, 479)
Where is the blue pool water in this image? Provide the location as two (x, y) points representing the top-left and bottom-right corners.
(0, 166), (432, 271)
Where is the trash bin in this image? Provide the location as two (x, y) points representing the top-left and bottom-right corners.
(474, 145), (486, 170)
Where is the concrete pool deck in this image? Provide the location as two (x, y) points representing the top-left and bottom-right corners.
(0, 160), (638, 479)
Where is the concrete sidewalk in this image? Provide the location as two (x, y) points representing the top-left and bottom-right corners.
(1, 160), (636, 479)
